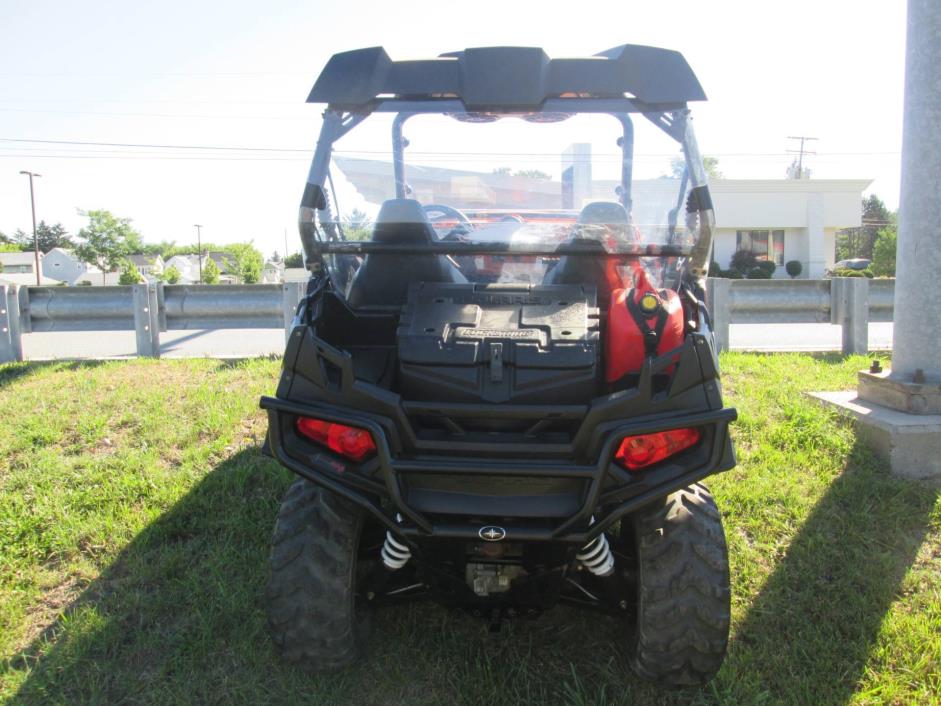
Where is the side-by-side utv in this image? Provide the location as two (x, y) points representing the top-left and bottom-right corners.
(261, 44), (737, 687)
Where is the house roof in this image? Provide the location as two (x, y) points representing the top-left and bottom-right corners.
(208, 251), (236, 271)
(128, 254), (161, 266)
(0, 251), (40, 266)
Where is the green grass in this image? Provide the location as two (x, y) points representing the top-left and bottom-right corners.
(0, 354), (938, 705)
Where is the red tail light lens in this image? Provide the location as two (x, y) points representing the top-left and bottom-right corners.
(295, 417), (376, 462)
(614, 427), (701, 471)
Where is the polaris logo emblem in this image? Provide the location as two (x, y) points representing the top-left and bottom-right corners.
(479, 526), (507, 542)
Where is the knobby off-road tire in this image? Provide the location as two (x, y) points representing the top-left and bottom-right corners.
(629, 482), (731, 687)
(266, 478), (367, 670)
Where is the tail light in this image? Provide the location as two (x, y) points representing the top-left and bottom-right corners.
(614, 427), (701, 471)
(295, 416), (376, 462)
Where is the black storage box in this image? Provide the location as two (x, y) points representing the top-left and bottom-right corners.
(396, 282), (600, 403)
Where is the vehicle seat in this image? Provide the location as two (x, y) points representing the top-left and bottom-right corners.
(346, 199), (466, 308)
(543, 201), (631, 305)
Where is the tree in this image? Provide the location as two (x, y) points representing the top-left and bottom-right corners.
(836, 195), (895, 260)
(670, 156), (722, 179)
(75, 210), (143, 285)
(14, 221), (74, 253)
(163, 265), (181, 284)
(227, 242), (263, 284)
(513, 169), (552, 180)
(342, 209), (373, 241)
(284, 252), (304, 268)
(118, 260), (143, 285)
(202, 257), (220, 284)
(871, 227), (897, 277)
(492, 166), (512, 176)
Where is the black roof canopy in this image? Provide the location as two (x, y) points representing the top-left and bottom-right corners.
(307, 44), (706, 112)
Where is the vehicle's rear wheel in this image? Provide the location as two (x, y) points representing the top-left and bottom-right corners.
(628, 482), (731, 687)
(266, 478), (368, 670)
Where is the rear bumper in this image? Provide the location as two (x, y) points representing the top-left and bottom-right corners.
(261, 395), (736, 545)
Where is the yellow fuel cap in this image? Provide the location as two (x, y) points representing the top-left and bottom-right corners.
(639, 293), (659, 313)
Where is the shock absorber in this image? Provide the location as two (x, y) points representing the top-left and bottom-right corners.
(381, 516), (412, 570)
(577, 532), (615, 577)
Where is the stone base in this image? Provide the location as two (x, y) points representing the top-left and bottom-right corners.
(858, 369), (941, 414)
(808, 390), (941, 481)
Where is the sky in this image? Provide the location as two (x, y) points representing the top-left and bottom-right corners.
(0, 0), (907, 258)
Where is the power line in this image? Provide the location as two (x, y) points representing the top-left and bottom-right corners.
(0, 137), (902, 158)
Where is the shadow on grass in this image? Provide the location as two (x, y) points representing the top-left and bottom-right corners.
(720, 439), (938, 704)
(0, 360), (108, 390)
(8, 440), (935, 705)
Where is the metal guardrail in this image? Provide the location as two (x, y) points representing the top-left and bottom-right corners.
(1, 282), (305, 362)
(705, 276), (892, 355)
(1, 278), (892, 362)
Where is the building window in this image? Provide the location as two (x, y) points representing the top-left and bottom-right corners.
(736, 230), (784, 266)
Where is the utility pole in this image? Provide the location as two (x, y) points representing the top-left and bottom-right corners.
(194, 224), (203, 283)
(18, 170), (42, 285)
(786, 136), (818, 178)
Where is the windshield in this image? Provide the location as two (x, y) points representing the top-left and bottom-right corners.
(301, 108), (713, 294)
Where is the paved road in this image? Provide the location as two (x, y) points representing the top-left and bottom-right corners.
(18, 322), (894, 360)
(21, 329), (288, 360)
(730, 322), (893, 352)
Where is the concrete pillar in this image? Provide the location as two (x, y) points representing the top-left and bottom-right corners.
(705, 277), (730, 353)
(812, 0), (941, 480)
(805, 193), (827, 279)
(830, 277), (869, 356)
(890, 0), (941, 382)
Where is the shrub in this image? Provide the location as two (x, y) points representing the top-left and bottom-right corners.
(284, 252), (304, 268)
(202, 257), (220, 284)
(725, 268), (744, 279)
(747, 266), (772, 279)
(730, 249), (759, 273)
(755, 260), (776, 277)
(785, 260), (803, 278)
(163, 265), (181, 284)
(832, 268), (874, 278)
(118, 260), (143, 285)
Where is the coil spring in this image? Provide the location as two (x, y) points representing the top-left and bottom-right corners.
(577, 532), (615, 577)
(381, 530), (412, 570)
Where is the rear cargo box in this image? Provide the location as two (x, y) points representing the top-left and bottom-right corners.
(396, 282), (600, 403)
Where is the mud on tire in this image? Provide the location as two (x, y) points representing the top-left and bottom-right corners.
(629, 482), (731, 687)
(266, 478), (367, 670)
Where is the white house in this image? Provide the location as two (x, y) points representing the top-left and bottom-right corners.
(42, 248), (88, 284)
(163, 255), (202, 284)
(283, 267), (309, 283)
(0, 251), (59, 286)
(128, 254), (164, 280)
(262, 260), (284, 283)
(709, 179), (872, 278)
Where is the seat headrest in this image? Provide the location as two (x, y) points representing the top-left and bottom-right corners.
(372, 199), (437, 244)
(577, 201), (629, 226)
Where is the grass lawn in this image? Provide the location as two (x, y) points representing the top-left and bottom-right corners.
(0, 354), (938, 705)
